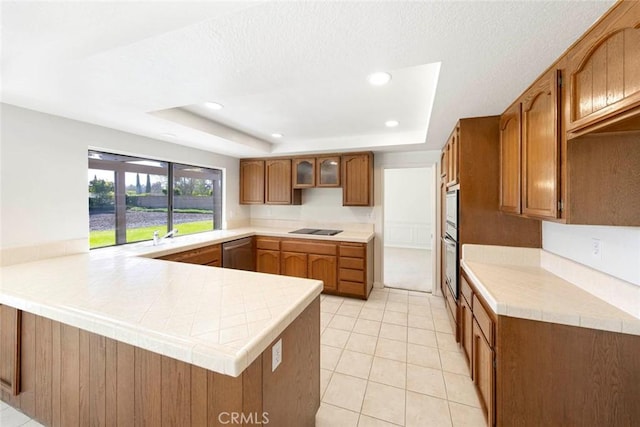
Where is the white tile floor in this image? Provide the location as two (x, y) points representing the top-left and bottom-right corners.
(1, 288), (485, 427)
(317, 288), (486, 427)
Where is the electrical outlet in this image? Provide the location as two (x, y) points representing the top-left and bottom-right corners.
(591, 238), (602, 260)
(272, 338), (282, 372)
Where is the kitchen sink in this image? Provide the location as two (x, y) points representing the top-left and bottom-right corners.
(289, 228), (343, 236)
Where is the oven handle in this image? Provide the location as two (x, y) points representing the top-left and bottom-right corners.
(442, 235), (457, 248)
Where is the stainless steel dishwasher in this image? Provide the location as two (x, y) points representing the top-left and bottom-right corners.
(222, 237), (256, 271)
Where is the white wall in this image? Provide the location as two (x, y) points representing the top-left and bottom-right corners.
(0, 103), (246, 249)
(542, 222), (640, 286)
(383, 168), (433, 249)
(249, 188), (374, 225)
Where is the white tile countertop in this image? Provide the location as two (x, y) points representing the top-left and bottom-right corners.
(461, 245), (640, 336)
(0, 224), (380, 377)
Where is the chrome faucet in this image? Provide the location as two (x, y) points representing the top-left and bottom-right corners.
(153, 229), (178, 245)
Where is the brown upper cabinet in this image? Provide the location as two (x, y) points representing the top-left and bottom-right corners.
(239, 160), (265, 204)
(293, 158), (316, 188)
(567, 1), (640, 137)
(445, 128), (459, 187)
(499, 102), (522, 214)
(521, 69), (561, 219)
(342, 152), (374, 207)
(266, 159), (300, 205)
(316, 156), (341, 187)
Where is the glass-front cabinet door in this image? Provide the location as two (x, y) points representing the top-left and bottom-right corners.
(317, 156), (341, 187)
(293, 158), (315, 188)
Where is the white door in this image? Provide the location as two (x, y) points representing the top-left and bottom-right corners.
(383, 167), (434, 292)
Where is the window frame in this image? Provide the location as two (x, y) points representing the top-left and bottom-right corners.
(88, 151), (223, 248)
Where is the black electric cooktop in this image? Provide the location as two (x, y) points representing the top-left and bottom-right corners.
(289, 228), (343, 236)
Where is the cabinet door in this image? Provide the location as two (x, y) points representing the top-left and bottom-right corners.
(569, 9), (640, 133)
(308, 254), (337, 292)
(266, 159), (294, 205)
(499, 103), (522, 214)
(0, 305), (21, 396)
(473, 319), (495, 426)
(239, 160), (265, 204)
(257, 249), (280, 275)
(460, 296), (473, 371)
(316, 156), (341, 187)
(446, 129), (459, 187)
(281, 251), (308, 278)
(293, 158), (315, 188)
(342, 153), (373, 206)
(522, 69), (560, 219)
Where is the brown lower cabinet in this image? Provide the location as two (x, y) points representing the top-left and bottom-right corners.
(156, 243), (222, 267)
(460, 271), (640, 426)
(0, 300), (320, 427)
(256, 236), (373, 299)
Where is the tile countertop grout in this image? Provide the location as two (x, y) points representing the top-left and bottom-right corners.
(0, 226), (360, 377)
(460, 257), (640, 336)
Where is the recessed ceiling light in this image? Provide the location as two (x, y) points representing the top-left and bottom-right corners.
(204, 101), (223, 110)
(162, 133), (176, 138)
(271, 133), (283, 138)
(385, 120), (399, 128)
(368, 71), (392, 86)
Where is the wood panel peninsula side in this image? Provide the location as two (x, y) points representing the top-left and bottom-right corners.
(0, 250), (323, 427)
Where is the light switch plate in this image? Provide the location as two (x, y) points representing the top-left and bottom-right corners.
(272, 338), (282, 372)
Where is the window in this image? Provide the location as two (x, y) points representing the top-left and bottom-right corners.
(88, 151), (222, 249)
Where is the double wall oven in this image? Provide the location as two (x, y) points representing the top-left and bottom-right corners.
(443, 189), (459, 299)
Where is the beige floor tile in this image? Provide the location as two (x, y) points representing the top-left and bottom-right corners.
(323, 373), (368, 412)
(385, 302), (409, 314)
(316, 403), (360, 427)
(321, 312), (334, 328)
(343, 299), (366, 308)
(322, 327), (351, 348)
(361, 382), (406, 425)
(335, 350), (374, 379)
(338, 303), (364, 317)
(436, 331), (459, 351)
(330, 314), (358, 331)
(406, 364), (447, 398)
(321, 368), (333, 398)
(321, 300), (342, 314)
(431, 306), (449, 320)
(363, 300), (387, 311)
(321, 344), (343, 370)
(388, 288), (409, 295)
(407, 302), (431, 314)
(408, 327), (438, 347)
(449, 401), (487, 427)
(408, 313), (435, 330)
(359, 307), (385, 322)
(407, 343), (441, 369)
(434, 315), (455, 333)
(374, 337), (407, 362)
(382, 310), (408, 326)
(408, 295), (430, 306)
(379, 323), (407, 342)
(405, 391), (452, 427)
(368, 357), (407, 388)
(358, 414), (402, 426)
(353, 319), (382, 336)
(440, 348), (469, 375)
(387, 293), (409, 303)
(443, 371), (482, 408)
(346, 332), (378, 355)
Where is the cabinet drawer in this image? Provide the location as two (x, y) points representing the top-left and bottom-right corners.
(338, 281), (365, 297)
(160, 245), (221, 265)
(460, 274), (473, 306)
(339, 268), (364, 283)
(339, 257), (364, 270)
(256, 237), (280, 250)
(339, 244), (365, 258)
(281, 240), (337, 256)
(473, 294), (494, 346)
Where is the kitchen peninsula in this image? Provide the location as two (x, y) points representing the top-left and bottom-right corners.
(0, 226), (373, 426)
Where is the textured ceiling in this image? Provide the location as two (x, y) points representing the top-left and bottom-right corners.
(1, 1), (615, 158)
